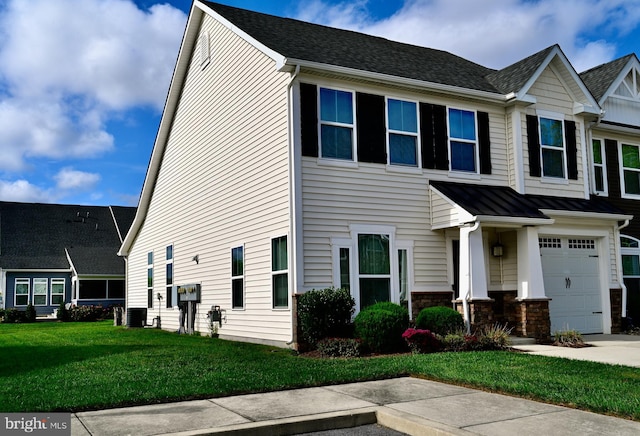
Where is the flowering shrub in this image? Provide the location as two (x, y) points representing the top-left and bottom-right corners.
(316, 337), (362, 358)
(68, 305), (107, 322)
(402, 328), (441, 354)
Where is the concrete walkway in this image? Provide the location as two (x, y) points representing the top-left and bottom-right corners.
(70, 335), (640, 436)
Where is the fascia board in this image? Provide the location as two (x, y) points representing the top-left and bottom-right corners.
(120, 4), (204, 256)
(285, 58), (508, 103)
(538, 209), (633, 222)
(196, 1), (287, 69)
(64, 248), (78, 277)
(473, 216), (554, 226)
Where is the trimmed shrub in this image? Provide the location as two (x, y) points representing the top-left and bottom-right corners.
(402, 328), (441, 354)
(25, 304), (37, 323)
(415, 306), (463, 336)
(2, 309), (27, 323)
(57, 303), (70, 321)
(316, 337), (362, 358)
(297, 288), (355, 346)
(354, 302), (409, 353)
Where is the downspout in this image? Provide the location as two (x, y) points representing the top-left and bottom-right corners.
(286, 64), (301, 346)
(617, 219), (630, 319)
(461, 221), (480, 334)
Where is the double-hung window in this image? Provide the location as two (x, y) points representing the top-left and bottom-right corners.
(319, 87), (354, 160)
(166, 245), (173, 308)
(15, 278), (29, 306)
(592, 139), (607, 194)
(271, 236), (288, 308)
(358, 234), (391, 309)
(231, 246), (244, 309)
(387, 98), (418, 166)
(448, 108), (477, 172)
(621, 143), (640, 197)
(33, 278), (48, 306)
(147, 252), (153, 309)
(51, 278), (65, 305)
(539, 116), (565, 178)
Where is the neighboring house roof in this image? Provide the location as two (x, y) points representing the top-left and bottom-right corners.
(430, 181), (629, 223)
(580, 54), (636, 102)
(66, 247), (127, 276)
(0, 202), (136, 272)
(110, 206), (137, 243)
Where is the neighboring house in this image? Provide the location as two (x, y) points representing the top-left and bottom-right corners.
(119, 1), (632, 347)
(0, 202), (136, 315)
(581, 54), (640, 325)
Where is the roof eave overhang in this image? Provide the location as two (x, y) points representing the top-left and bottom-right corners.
(431, 215), (553, 230)
(538, 209), (633, 222)
(592, 121), (640, 135)
(283, 58), (509, 103)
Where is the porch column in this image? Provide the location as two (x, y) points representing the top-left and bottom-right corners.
(459, 223), (489, 301)
(517, 226), (546, 299)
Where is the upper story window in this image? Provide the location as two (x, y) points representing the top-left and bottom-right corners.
(621, 235), (640, 277)
(387, 98), (418, 166)
(592, 139), (608, 195)
(319, 87), (354, 160)
(621, 143), (640, 197)
(448, 108), (477, 172)
(539, 117), (566, 178)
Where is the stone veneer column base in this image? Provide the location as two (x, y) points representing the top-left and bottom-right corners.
(454, 299), (495, 333)
(411, 291), (455, 319)
(515, 299), (551, 343)
(610, 288), (622, 334)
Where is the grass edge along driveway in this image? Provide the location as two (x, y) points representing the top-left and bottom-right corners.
(1, 321), (639, 421)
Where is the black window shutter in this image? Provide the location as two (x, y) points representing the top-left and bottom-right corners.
(564, 120), (578, 180)
(526, 115), (541, 177)
(420, 103), (435, 169)
(356, 92), (386, 164)
(478, 111), (491, 174)
(420, 103), (448, 170)
(300, 83), (318, 157)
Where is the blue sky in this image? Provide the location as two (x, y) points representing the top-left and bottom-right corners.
(0, 0), (638, 206)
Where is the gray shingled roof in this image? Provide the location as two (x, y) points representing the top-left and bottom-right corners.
(580, 54), (636, 102)
(486, 45), (557, 94)
(430, 181), (626, 219)
(203, 1), (502, 93)
(0, 202), (135, 271)
(66, 247), (125, 275)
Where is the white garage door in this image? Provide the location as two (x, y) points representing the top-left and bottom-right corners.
(540, 237), (603, 334)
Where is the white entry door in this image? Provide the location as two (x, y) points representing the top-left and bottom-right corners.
(540, 237), (603, 334)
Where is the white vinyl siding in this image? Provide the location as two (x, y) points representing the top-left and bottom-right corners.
(126, 15), (292, 344)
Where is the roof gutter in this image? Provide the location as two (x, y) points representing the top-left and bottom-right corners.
(281, 58), (509, 104)
(538, 209), (633, 222)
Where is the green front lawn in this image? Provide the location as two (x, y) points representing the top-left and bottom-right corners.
(1, 321), (639, 420)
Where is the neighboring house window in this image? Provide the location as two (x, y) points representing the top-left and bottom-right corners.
(231, 246), (244, 309)
(358, 234), (391, 309)
(33, 278), (48, 306)
(147, 251), (153, 309)
(387, 98), (418, 166)
(108, 281), (125, 299)
(15, 278), (29, 306)
(271, 236), (288, 308)
(592, 138), (608, 195)
(539, 117), (565, 178)
(51, 278), (65, 305)
(319, 87), (354, 160)
(621, 143), (640, 197)
(448, 108), (477, 172)
(166, 245), (173, 308)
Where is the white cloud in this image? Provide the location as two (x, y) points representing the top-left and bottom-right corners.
(54, 167), (101, 191)
(0, 180), (53, 203)
(295, 0), (640, 71)
(0, 0), (186, 173)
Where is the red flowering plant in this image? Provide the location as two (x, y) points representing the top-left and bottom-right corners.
(402, 328), (441, 354)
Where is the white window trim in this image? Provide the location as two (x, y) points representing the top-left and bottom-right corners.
(447, 106), (480, 174)
(618, 141), (640, 199)
(317, 86), (357, 163)
(33, 278), (48, 306)
(231, 244), (245, 310)
(621, 235), (640, 278)
(385, 96), (420, 168)
(537, 110), (568, 181)
(331, 238), (353, 291)
(14, 278), (30, 306)
(50, 278), (65, 306)
(397, 240), (414, 319)
(271, 234), (290, 310)
(591, 137), (608, 196)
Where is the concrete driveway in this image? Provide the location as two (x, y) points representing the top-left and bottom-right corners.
(511, 334), (640, 367)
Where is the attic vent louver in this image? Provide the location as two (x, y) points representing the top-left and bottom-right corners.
(200, 31), (210, 69)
